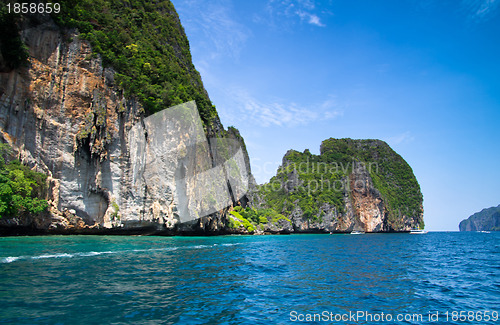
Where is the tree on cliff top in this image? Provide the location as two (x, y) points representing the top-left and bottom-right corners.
(0, 5), (29, 71)
(52, 0), (217, 126)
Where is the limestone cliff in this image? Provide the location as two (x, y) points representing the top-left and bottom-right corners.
(253, 139), (424, 233)
(0, 6), (253, 234)
(459, 205), (500, 231)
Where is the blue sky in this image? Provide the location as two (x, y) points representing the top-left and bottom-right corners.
(171, 0), (500, 231)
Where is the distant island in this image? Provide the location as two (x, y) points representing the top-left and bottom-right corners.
(459, 204), (500, 231)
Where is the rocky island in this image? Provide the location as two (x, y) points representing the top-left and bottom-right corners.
(459, 204), (500, 231)
(249, 138), (424, 233)
(0, 0), (424, 235)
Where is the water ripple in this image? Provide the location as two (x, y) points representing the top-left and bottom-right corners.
(0, 233), (498, 324)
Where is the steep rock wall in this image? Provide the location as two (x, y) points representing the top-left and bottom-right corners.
(274, 160), (387, 233)
(0, 17), (251, 234)
(253, 139), (424, 233)
(459, 205), (500, 231)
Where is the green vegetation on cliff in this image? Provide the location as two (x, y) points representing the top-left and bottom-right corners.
(321, 138), (424, 229)
(228, 206), (291, 233)
(1, 0), (216, 124)
(0, 145), (48, 219)
(259, 149), (345, 221)
(257, 138), (424, 230)
(54, 0), (216, 124)
(0, 5), (29, 70)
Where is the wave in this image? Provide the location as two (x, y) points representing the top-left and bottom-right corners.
(1, 251), (116, 264)
(2, 256), (21, 263)
(0, 242), (241, 264)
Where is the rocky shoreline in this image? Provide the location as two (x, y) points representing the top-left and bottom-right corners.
(0, 223), (417, 237)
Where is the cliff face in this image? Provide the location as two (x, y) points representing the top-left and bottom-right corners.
(0, 11), (252, 234)
(253, 139), (424, 233)
(459, 205), (500, 231)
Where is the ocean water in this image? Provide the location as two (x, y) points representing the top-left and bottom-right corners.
(0, 232), (498, 324)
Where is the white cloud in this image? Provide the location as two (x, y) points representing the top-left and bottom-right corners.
(229, 89), (342, 127)
(474, 0), (499, 18)
(259, 0), (327, 28)
(324, 110), (342, 119)
(461, 0), (500, 22)
(296, 10), (326, 27)
(298, 0), (316, 11)
(174, 0), (250, 60)
(308, 14), (326, 27)
(386, 131), (415, 146)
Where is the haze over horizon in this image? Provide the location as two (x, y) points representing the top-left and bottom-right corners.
(172, 0), (500, 232)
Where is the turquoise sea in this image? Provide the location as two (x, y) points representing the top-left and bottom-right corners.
(0, 232), (498, 324)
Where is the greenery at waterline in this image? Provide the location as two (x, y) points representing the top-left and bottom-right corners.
(228, 206), (291, 233)
(0, 144), (48, 219)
